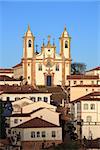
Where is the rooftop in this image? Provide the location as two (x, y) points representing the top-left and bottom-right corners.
(12, 117), (59, 128)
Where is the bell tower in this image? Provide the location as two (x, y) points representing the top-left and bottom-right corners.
(22, 25), (35, 86)
(59, 26), (71, 85)
(59, 26), (71, 59)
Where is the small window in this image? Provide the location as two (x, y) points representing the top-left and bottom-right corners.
(42, 131), (46, 137)
(48, 49), (50, 52)
(52, 131), (56, 138)
(28, 63), (30, 66)
(28, 40), (32, 47)
(37, 97), (42, 101)
(90, 104), (95, 110)
(91, 81), (94, 85)
(7, 97), (10, 101)
(14, 119), (18, 124)
(55, 64), (59, 71)
(31, 131), (35, 138)
(80, 81), (83, 85)
(44, 97), (48, 102)
(69, 81), (70, 86)
(30, 97), (36, 102)
(65, 41), (68, 48)
(86, 116), (92, 122)
(84, 104), (88, 110)
(86, 89), (88, 92)
(28, 76), (30, 79)
(74, 81), (77, 85)
(37, 131), (40, 137)
(38, 64), (42, 71)
(15, 97), (20, 101)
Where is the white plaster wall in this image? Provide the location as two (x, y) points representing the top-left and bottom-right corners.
(70, 87), (100, 101)
(13, 66), (23, 79)
(27, 62), (31, 84)
(35, 62), (45, 85)
(0, 72), (13, 77)
(22, 101), (56, 113)
(53, 63), (62, 85)
(69, 79), (98, 87)
(23, 127), (62, 141)
(0, 80), (21, 85)
(0, 93), (51, 103)
(82, 125), (100, 139)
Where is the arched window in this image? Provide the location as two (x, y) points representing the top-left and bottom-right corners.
(55, 64), (59, 71)
(28, 40), (32, 47)
(38, 64), (42, 71)
(65, 41), (68, 48)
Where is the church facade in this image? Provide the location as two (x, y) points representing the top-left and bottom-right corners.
(21, 26), (71, 86)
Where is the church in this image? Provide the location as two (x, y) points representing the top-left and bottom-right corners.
(13, 25), (71, 87)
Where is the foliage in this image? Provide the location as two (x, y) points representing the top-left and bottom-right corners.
(64, 121), (78, 141)
(0, 100), (6, 139)
(71, 62), (86, 75)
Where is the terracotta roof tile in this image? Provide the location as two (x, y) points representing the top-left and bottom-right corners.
(72, 84), (100, 87)
(0, 75), (20, 81)
(86, 66), (100, 72)
(12, 62), (22, 68)
(0, 85), (48, 94)
(12, 117), (59, 128)
(67, 75), (99, 79)
(0, 68), (13, 73)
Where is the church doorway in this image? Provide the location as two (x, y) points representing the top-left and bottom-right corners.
(47, 75), (52, 86)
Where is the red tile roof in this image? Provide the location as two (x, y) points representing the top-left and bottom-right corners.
(12, 117), (59, 128)
(71, 92), (100, 103)
(0, 85), (48, 94)
(0, 68), (13, 73)
(12, 62), (22, 68)
(72, 85), (100, 87)
(86, 66), (100, 72)
(67, 75), (99, 79)
(0, 75), (20, 81)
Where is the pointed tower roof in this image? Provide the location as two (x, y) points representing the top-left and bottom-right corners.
(24, 24), (34, 37)
(61, 26), (69, 38)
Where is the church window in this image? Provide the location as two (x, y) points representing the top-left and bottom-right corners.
(65, 41), (68, 48)
(55, 64), (59, 71)
(38, 64), (42, 71)
(28, 40), (32, 47)
(48, 49), (50, 52)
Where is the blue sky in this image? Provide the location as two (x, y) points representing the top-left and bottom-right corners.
(0, 1), (100, 70)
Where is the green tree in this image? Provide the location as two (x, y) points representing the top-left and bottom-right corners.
(71, 62), (86, 75)
(64, 121), (78, 141)
(0, 100), (6, 139)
